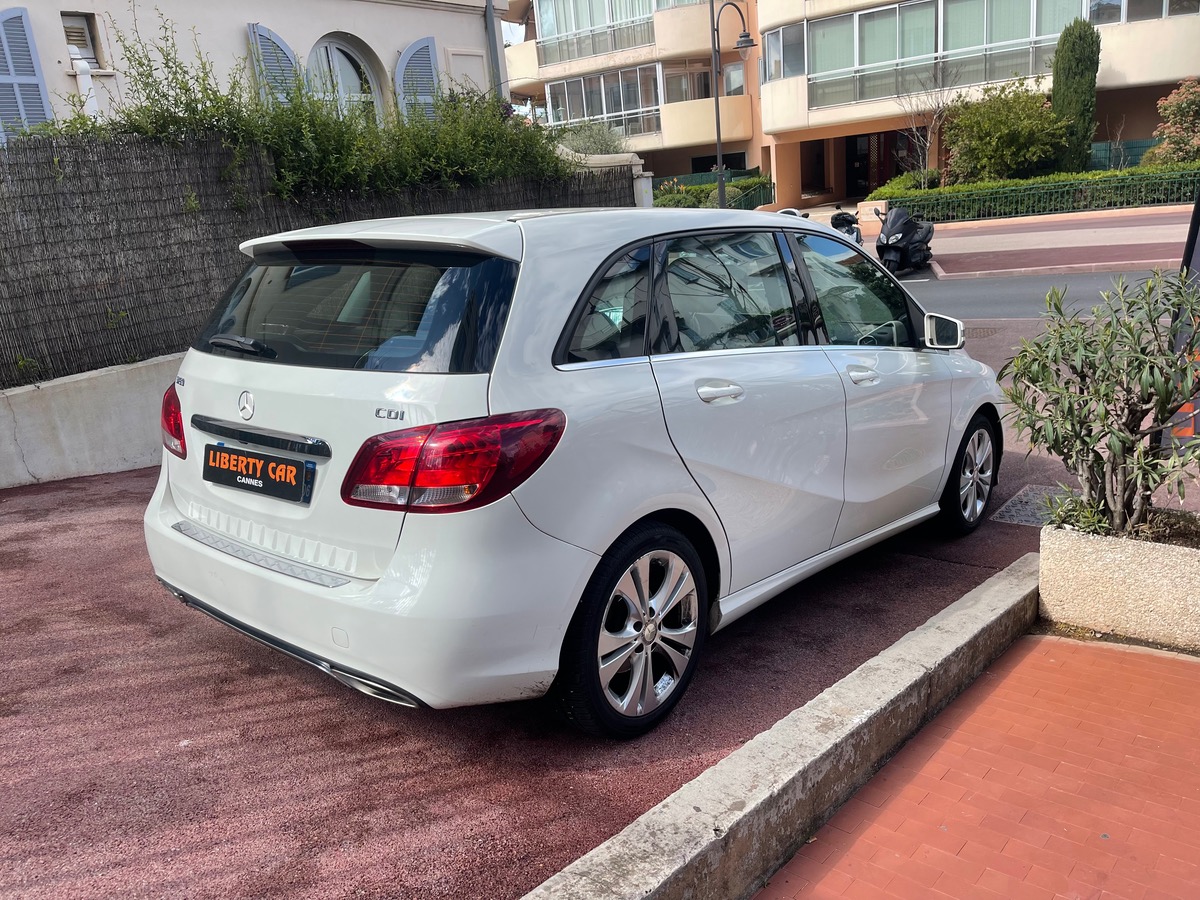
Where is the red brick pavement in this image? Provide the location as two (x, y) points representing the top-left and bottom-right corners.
(754, 636), (1200, 900)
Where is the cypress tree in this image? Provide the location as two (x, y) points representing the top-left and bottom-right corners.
(1051, 18), (1103, 173)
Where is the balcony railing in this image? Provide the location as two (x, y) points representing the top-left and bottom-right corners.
(557, 107), (663, 136)
(807, 37), (1059, 109)
(536, 18), (656, 66)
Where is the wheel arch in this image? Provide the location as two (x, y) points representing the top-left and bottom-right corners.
(567, 508), (724, 631)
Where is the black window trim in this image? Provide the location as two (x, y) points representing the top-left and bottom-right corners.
(552, 238), (656, 368)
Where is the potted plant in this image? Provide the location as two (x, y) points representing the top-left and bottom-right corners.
(1001, 272), (1200, 650)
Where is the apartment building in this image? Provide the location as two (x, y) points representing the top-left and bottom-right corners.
(1, 0), (508, 143)
(505, 0), (1200, 207)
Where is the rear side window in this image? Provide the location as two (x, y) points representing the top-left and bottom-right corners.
(194, 247), (518, 374)
(564, 246), (651, 363)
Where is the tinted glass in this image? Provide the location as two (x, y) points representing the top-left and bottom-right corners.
(794, 235), (913, 347)
(654, 233), (799, 353)
(194, 249), (517, 374)
(565, 246), (651, 363)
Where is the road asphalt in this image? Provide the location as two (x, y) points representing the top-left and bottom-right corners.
(3, 204), (1198, 900)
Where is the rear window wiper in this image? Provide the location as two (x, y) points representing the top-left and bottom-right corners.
(208, 333), (278, 359)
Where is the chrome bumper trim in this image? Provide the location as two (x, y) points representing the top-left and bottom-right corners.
(171, 519), (352, 588)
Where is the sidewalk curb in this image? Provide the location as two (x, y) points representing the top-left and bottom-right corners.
(522, 553), (1041, 900)
(931, 259), (1179, 280)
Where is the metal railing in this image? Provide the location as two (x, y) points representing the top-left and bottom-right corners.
(727, 181), (775, 210)
(807, 37), (1058, 109)
(1088, 139), (1161, 171)
(536, 18), (655, 66)
(883, 171), (1200, 223)
(652, 168), (759, 190)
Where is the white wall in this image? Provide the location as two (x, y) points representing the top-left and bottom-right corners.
(18, 0), (509, 123)
(1, 355), (183, 490)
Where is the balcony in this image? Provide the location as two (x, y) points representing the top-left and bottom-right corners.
(654, 1), (749, 60)
(506, 40), (540, 95)
(658, 94), (753, 149)
(536, 18), (655, 67)
(806, 39), (1058, 110)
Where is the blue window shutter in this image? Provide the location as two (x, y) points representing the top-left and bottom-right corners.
(396, 37), (439, 121)
(247, 23), (298, 103)
(0, 7), (52, 145)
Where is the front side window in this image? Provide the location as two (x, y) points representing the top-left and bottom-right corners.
(794, 235), (913, 347)
(564, 247), (651, 363)
(654, 233), (799, 354)
(195, 249), (518, 374)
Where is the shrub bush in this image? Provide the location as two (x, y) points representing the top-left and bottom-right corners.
(869, 170), (940, 198)
(701, 185), (743, 208)
(942, 79), (1068, 184)
(1051, 19), (1102, 173)
(31, 11), (571, 198)
(1144, 78), (1200, 165)
(653, 192), (701, 208)
(556, 120), (628, 156)
(1002, 273), (1200, 534)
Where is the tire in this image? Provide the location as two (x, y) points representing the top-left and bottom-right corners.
(882, 257), (899, 274)
(552, 523), (708, 738)
(939, 413), (997, 535)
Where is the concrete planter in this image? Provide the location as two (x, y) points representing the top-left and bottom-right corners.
(1038, 525), (1200, 651)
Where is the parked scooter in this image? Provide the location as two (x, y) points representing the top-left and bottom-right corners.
(874, 206), (934, 274)
(830, 204), (863, 245)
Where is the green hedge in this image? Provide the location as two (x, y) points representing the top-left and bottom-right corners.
(865, 163), (1200, 222)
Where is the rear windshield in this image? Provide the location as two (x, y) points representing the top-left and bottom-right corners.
(193, 246), (518, 374)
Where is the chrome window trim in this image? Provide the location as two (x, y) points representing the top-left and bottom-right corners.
(191, 415), (332, 458)
(556, 355), (651, 371)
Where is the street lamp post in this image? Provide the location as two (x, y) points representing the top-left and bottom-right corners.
(709, 1), (756, 209)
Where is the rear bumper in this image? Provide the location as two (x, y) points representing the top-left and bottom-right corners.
(158, 579), (426, 707)
(143, 466), (600, 708)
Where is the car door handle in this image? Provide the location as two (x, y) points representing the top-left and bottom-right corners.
(846, 365), (880, 385)
(696, 381), (745, 403)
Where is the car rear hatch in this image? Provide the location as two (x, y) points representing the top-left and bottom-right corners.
(160, 229), (522, 581)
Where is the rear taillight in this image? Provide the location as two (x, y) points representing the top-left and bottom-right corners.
(341, 409), (566, 513)
(161, 384), (186, 459)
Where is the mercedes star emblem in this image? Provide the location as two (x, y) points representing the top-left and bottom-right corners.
(238, 390), (255, 421)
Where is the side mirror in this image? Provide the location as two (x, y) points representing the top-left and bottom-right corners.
(924, 313), (964, 350)
(801, 212), (810, 218)
(874, 207), (884, 221)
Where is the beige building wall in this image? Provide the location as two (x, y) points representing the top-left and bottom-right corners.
(22, 0), (508, 122)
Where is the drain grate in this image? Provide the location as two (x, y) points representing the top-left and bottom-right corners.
(965, 327), (1001, 339)
(990, 484), (1075, 526)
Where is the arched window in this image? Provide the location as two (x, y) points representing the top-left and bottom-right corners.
(309, 38), (381, 118)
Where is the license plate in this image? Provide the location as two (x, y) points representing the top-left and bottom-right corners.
(202, 444), (315, 504)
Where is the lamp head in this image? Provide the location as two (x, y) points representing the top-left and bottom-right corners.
(735, 32), (756, 60)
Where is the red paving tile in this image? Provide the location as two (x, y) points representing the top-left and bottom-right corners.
(754, 636), (1200, 900)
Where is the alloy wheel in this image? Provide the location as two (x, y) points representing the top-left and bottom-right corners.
(596, 550), (700, 718)
(958, 426), (995, 523)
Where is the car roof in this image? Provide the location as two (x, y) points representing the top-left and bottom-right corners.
(239, 208), (842, 263)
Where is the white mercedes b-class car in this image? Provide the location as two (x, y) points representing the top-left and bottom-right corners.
(144, 208), (1002, 737)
